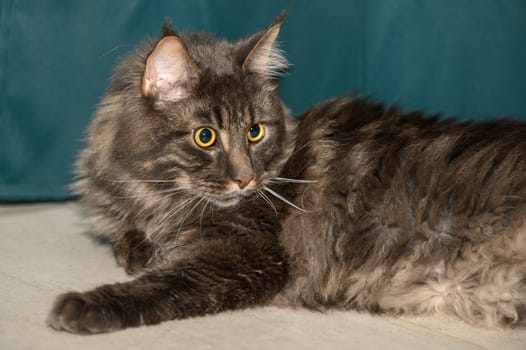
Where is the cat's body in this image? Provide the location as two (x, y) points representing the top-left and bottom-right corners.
(48, 18), (526, 333)
(279, 98), (526, 324)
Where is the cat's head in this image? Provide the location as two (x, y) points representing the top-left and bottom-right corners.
(96, 16), (296, 208)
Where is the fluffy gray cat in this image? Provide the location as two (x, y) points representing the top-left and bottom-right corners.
(48, 16), (526, 333)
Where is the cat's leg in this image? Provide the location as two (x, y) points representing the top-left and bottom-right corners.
(47, 236), (288, 333)
(376, 259), (526, 328)
(437, 262), (526, 328)
(111, 229), (154, 275)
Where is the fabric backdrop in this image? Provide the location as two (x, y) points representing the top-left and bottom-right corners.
(1, 0), (525, 201)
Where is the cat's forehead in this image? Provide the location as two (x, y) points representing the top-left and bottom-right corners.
(182, 33), (239, 76)
(191, 75), (272, 125)
(191, 98), (255, 130)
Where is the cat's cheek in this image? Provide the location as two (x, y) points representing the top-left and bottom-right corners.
(47, 292), (123, 334)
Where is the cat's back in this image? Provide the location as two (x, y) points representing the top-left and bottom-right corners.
(292, 96), (526, 171)
(277, 96), (526, 316)
(287, 96), (526, 217)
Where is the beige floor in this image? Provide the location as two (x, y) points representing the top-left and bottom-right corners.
(0, 203), (525, 350)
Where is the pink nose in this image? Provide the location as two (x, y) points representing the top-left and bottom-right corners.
(232, 175), (254, 189)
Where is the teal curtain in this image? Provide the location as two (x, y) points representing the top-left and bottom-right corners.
(1, 0), (525, 201)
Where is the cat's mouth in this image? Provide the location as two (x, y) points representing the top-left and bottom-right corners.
(205, 188), (257, 208)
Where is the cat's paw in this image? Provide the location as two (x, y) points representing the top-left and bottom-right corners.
(112, 230), (154, 275)
(47, 292), (122, 334)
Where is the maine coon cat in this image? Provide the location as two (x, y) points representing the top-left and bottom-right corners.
(48, 16), (526, 333)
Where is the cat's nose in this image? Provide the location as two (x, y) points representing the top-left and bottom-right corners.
(232, 175), (254, 189)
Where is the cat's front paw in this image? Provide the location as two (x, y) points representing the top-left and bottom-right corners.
(112, 230), (154, 275)
(47, 292), (122, 334)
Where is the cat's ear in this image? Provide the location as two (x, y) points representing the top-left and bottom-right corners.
(142, 36), (200, 103)
(242, 15), (289, 79)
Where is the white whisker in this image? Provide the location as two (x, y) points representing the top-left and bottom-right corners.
(147, 196), (197, 239)
(263, 186), (308, 213)
(103, 178), (181, 184)
(290, 140), (313, 157)
(176, 196), (206, 237)
(199, 199), (211, 235)
(505, 195), (525, 200)
(135, 190), (186, 220)
(270, 177), (317, 184)
(112, 187), (184, 199)
(154, 197), (199, 254)
(257, 190), (278, 216)
(158, 196), (205, 256)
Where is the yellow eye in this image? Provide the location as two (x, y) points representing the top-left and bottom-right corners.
(247, 122), (265, 143)
(194, 127), (217, 148)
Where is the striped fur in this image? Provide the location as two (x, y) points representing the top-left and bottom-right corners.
(48, 19), (526, 333)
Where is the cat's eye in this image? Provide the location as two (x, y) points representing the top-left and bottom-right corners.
(247, 123), (265, 143)
(194, 127), (217, 148)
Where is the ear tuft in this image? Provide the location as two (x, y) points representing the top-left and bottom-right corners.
(161, 18), (177, 37)
(142, 36), (200, 103)
(242, 17), (289, 79)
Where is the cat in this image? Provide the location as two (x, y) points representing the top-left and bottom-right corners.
(47, 15), (526, 333)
